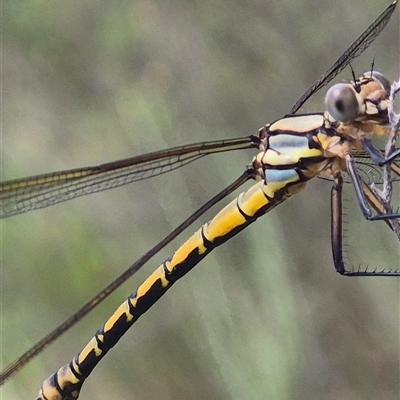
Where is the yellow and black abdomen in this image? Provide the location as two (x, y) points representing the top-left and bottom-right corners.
(39, 114), (340, 400)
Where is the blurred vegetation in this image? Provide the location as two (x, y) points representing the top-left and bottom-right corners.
(2, 1), (399, 400)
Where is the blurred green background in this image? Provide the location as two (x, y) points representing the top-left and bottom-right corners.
(2, 1), (399, 399)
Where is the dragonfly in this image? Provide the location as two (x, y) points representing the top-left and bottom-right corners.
(2, 1), (400, 399)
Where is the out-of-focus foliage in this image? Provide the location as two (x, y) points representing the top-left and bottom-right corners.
(2, 1), (399, 400)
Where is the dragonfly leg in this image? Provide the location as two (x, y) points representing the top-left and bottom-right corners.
(330, 173), (400, 277)
(360, 137), (400, 166)
(330, 174), (346, 274)
(346, 155), (400, 221)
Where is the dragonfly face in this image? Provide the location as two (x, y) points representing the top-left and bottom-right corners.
(3, 2), (399, 400)
(325, 71), (390, 129)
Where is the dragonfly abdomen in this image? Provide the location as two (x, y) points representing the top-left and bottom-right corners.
(38, 155), (317, 400)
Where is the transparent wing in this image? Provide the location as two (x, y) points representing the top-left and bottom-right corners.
(0, 137), (256, 218)
(290, 1), (398, 114)
(318, 148), (400, 184)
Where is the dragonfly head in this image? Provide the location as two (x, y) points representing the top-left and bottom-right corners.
(325, 83), (361, 123)
(325, 71), (390, 131)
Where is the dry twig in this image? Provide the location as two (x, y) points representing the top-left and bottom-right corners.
(371, 78), (400, 240)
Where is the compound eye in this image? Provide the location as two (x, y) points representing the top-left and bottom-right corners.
(325, 83), (359, 122)
(364, 71), (391, 94)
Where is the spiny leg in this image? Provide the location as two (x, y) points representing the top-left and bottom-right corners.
(346, 155), (400, 221)
(359, 138), (400, 166)
(330, 173), (400, 276)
